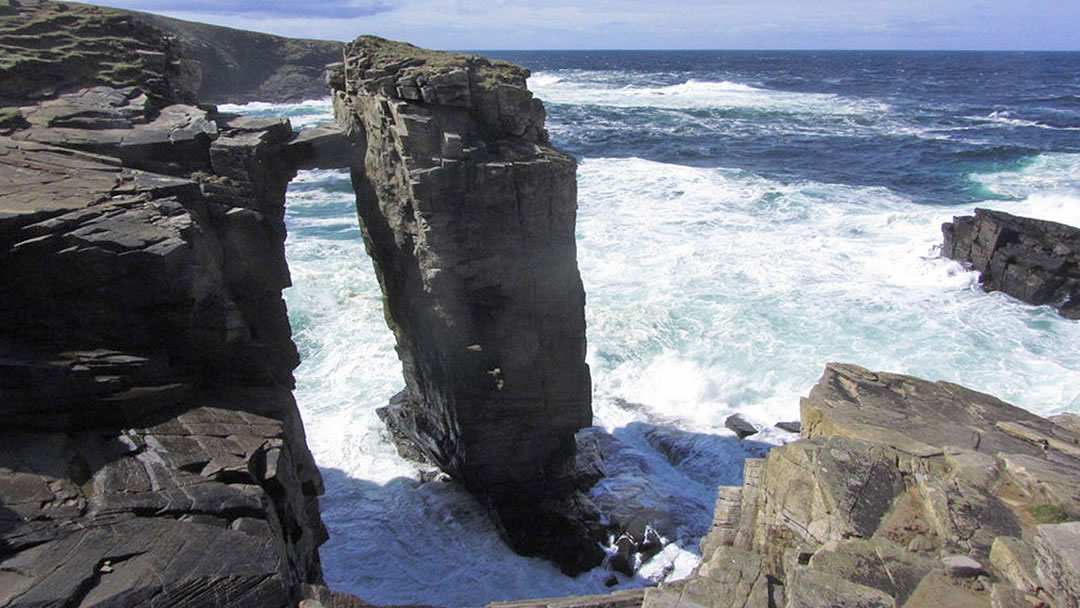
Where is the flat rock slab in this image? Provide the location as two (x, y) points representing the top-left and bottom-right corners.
(942, 555), (983, 578)
(800, 362), (1062, 458)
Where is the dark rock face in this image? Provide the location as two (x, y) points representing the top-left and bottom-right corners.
(646, 363), (1080, 608)
(329, 36), (601, 573)
(121, 11), (344, 104)
(943, 208), (1080, 319)
(0, 78), (330, 605)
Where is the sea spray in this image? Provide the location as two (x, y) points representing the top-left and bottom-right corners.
(222, 50), (1080, 607)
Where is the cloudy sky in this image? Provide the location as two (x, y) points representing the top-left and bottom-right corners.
(95, 0), (1079, 50)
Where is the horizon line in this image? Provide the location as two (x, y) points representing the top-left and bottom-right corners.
(457, 47), (1080, 53)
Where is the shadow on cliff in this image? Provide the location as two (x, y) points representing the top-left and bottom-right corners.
(0, 504), (16, 558)
(608, 420), (774, 489)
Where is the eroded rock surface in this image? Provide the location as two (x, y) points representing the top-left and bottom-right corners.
(943, 208), (1080, 319)
(329, 36), (600, 572)
(0, 77), (330, 606)
(645, 363), (1080, 608)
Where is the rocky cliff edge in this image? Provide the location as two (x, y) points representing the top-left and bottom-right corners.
(646, 363), (1080, 608)
(0, 3), (354, 602)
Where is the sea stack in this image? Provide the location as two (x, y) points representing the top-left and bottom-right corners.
(328, 36), (601, 572)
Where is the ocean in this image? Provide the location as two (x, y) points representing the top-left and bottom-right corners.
(221, 50), (1080, 607)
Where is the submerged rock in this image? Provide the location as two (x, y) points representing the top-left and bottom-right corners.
(942, 207), (1080, 319)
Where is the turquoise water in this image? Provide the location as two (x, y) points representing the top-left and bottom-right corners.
(220, 51), (1080, 607)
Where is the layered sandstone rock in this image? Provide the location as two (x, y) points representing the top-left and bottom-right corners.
(943, 208), (1080, 319)
(0, 79), (330, 606)
(329, 36), (600, 572)
(647, 363), (1080, 608)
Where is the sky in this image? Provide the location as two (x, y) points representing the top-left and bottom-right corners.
(94, 0), (1080, 51)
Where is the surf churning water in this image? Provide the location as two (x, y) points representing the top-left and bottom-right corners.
(221, 50), (1080, 607)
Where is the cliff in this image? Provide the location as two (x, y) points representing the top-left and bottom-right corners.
(943, 208), (1080, 319)
(328, 36), (602, 573)
(645, 363), (1080, 608)
(5, 3), (1080, 606)
(0, 2), (347, 605)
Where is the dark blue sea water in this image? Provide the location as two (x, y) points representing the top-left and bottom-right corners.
(487, 51), (1080, 204)
(225, 51), (1080, 607)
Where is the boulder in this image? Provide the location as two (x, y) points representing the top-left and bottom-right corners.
(941, 555), (983, 578)
(775, 420), (802, 433)
(725, 414), (759, 438)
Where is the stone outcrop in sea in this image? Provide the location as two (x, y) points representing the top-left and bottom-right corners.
(644, 363), (1080, 608)
(328, 35), (603, 574)
(942, 208), (1080, 319)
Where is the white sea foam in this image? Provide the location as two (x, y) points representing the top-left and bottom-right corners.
(577, 157), (1080, 429)
(528, 71), (889, 116)
(283, 168), (721, 606)
(527, 72), (564, 87)
(970, 111), (1080, 132)
(972, 153), (1080, 227)
(218, 98), (334, 130)
(266, 85), (1080, 607)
